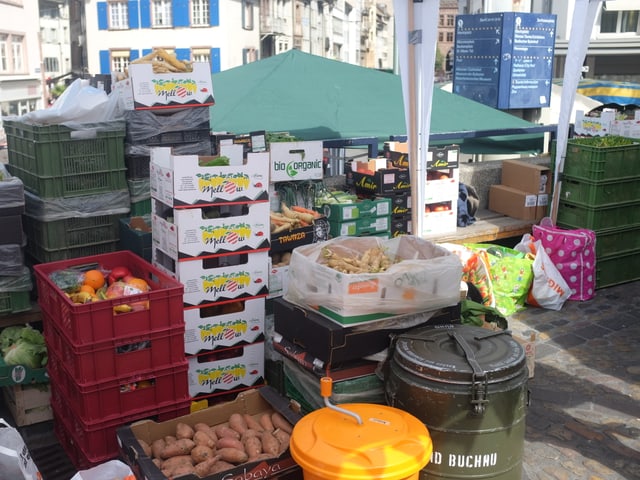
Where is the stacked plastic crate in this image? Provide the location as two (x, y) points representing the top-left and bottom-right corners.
(149, 144), (271, 407)
(33, 250), (190, 469)
(0, 167), (32, 315)
(3, 119), (130, 264)
(555, 136), (640, 288)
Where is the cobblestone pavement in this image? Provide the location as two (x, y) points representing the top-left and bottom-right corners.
(508, 280), (640, 480)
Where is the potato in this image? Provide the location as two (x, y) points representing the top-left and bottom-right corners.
(259, 413), (275, 432)
(161, 438), (196, 459)
(271, 412), (293, 434)
(194, 423), (218, 441)
(152, 458), (163, 469)
(191, 445), (216, 463)
(217, 447), (249, 464)
(214, 425), (241, 440)
(172, 463), (196, 477)
(228, 413), (248, 435)
(241, 429), (261, 440)
(194, 456), (220, 477)
(243, 414), (264, 432)
(216, 436), (244, 451)
(161, 455), (193, 473)
(210, 460), (236, 473)
(176, 422), (195, 440)
(151, 438), (166, 459)
(274, 429), (291, 455)
(260, 430), (280, 456)
(165, 435), (177, 444)
(138, 438), (152, 457)
(244, 435), (263, 459)
(193, 430), (216, 448)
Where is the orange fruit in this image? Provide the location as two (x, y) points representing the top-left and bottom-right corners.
(126, 277), (150, 293)
(83, 270), (105, 290)
(79, 284), (95, 295)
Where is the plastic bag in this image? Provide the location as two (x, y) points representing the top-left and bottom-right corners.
(70, 459), (134, 480)
(532, 217), (596, 301)
(0, 419), (41, 480)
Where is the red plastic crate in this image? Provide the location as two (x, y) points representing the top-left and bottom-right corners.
(52, 388), (190, 470)
(33, 251), (184, 346)
(48, 351), (190, 424)
(43, 312), (185, 385)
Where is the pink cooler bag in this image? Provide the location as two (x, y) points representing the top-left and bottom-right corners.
(532, 218), (596, 301)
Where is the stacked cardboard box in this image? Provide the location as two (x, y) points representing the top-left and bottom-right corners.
(489, 160), (551, 221)
(149, 145), (271, 405)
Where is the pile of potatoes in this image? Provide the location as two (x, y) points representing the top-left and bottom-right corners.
(137, 411), (294, 479)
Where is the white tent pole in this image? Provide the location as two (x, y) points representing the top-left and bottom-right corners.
(550, 0), (603, 223)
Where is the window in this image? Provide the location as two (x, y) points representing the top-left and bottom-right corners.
(111, 50), (130, 73)
(439, 15), (444, 26)
(242, 48), (258, 64)
(446, 32), (454, 42)
(242, 0), (254, 30)
(192, 48), (210, 63)
(44, 57), (59, 72)
(600, 9), (639, 33)
(109, 1), (129, 29)
(0, 35), (7, 72)
(446, 15), (454, 27)
(438, 32), (444, 42)
(192, 0), (209, 26)
(152, 0), (172, 27)
(11, 36), (23, 72)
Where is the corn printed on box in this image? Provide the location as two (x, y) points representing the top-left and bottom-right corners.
(150, 147), (269, 207)
(183, 297), (265, 355)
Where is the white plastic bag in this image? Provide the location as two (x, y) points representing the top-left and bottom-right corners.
(70, 459), (135, 480)
(0, 419), (41, 480)
(526, 239), (571, 311)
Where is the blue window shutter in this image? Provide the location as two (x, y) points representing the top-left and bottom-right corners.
(99, 50), (111, 74)
(140, 0), (150, 28)
(97, 2), (108, 30)
(210, 48), (220, 73)
(175, 48), (190, 62)
(210, 0), (219, 26)
(128, 1), (139, 28)
(142, 48), (153, 58)
(130, 50), (140, 61)
(173, 0), (190, 27)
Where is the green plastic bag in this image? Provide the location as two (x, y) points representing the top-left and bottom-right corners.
(466, 244), (534, 316)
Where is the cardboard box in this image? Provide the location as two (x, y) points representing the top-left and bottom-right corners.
(328, 215), (390, 237)
(427, 145), (460, 169)
(150, 147), (269, 207)
(352, 168), (411, 194)
(188, 342), (265, 397)
(501, 159), (551, 194)
(117, 387), (302, 480)
(390, 214), (412, 237)
(425, 168), (459, 204)
(269, 141), (323, 182)
(382, 192), (412, 215)
(273, 297), (460, 365)
(422, 201), (457, 237)
(270, 217), (330, 254)
(321, 197), (392, 221)
(152, 200), (270, 259)
(152, 248), (269, 307)
(183, 297), (265, 355)
(113, 62), (214, 110)
(489, 184), (539, 221)
(268, 263), (290, 299)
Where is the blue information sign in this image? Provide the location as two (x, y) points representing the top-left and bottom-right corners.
(452, 12), (556, 110)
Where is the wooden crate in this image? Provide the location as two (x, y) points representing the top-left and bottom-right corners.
(2, 383), (52, 426)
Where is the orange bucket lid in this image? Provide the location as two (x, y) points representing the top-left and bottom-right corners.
(289, 403), (432, 480)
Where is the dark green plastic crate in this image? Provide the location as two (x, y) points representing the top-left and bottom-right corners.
(119, 217), (152, 262)
(0, 291), (32, 315)
(6, 163), (127, 198)
(596, 248), (640, 289)
(130, 198), (152, 216)
(22, 214), (121, 251)
(26, 240), (118, 264)
(559, 176), (640, 207)
(593, 225), (640, 258)
(556, 200), (640, 230)
(559, 138), (640, 182)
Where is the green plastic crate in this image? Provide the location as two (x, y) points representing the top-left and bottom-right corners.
(119, 216), (152, 262)
(26, 240), (118, 264)
(0, 291), (31, 315)
(4, 119), (126, 176)
(558, 137), (640, 182)
(592, 225), (640, 258)
(328, 215), (391, 237)
(596, 248), (640, 289)
(130, 198), (152, 216)
(556, 200), (640, 230)
(0, 357), (48, 386)
(559, 176), (640, 207)
(22, 214), (121, 250)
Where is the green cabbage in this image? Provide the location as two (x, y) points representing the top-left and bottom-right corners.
(1, 325), (48, 368)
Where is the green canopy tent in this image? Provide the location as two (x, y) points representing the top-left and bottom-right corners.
(210, 50), (552, 154)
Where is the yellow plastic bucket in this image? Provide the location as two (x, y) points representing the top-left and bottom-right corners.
(290, 402), (432, 480)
